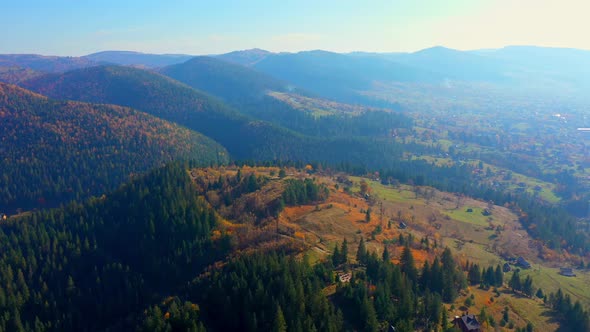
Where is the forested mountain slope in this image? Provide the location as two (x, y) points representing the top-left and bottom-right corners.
(0, 83), (227, 213)
(21, 65), (310, 160)
(160, 56), (295, 105)
(21, 65), (409, 167)
(0, 66), (43, 84)
(161, 57), (414, 138)
(0, 164), (227, 331)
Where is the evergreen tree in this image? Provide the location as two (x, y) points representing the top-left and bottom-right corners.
(332, 244), (341, 267)
(523, 276), (534, 297)
(479, 307), (488, 326)
(360, 297), (378, 332)
(420, 261), (432, 291)
(341, 238), (349, 265)
(509, 270), (522, 292)
(441, 306), (449, 331)
(382, 246), (390, 262)
(272, 305), (287, 332)
(495, 264), (503, 286)
(357, 237), (367, 264)
(400, 245), (417, 282)
(468, 263), (481, 285)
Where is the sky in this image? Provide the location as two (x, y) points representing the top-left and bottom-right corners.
(1, 0), (589, 56)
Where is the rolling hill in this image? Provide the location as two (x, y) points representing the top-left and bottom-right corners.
(160, 55), (297, 105)
(0, 82), (227, 213)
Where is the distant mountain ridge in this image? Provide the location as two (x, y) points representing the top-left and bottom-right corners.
(2, 45), (589, 96)
(0, 54), (99, 72)
(206, 45), (590, 104)
(248, 49), (441, 105)
(160, 55), (300, 105)
(215, 48), (272, 66)
(85, 50), (195, 68)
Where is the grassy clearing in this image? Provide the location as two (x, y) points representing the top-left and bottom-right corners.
(517, 268), (590, 308)
(451, 286), (558, 332)
(412, 155), (454, 167)
(450, 241), (503, 267)
(349, 176), (418, 204)
(443, 207), (491, 227)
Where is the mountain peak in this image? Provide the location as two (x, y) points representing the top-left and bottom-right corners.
(413, 45), (460, 55)
(216, 48), (273, 66)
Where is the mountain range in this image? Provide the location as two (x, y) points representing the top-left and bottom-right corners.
(2, 44), (590, 213)
(4, 45), (588, 106)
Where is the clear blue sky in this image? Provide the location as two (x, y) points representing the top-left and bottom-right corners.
(1, 0), (588, 55)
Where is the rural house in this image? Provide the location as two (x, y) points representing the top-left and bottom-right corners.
(516, 256), (531, 269)
(453, 314), (481, 332)
(559, 267), (576, 277)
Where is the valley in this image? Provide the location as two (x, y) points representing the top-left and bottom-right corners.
(1, 45), (590, 331)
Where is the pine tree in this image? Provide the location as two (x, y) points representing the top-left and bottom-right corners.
(365, 208), (371, 223)
(509, 270), (521, 292)
(441, 307), (450, 331)
(483, 266), (495, 286)
(523, 276), (534, 297)
(360, 297), (378, 332)
(357, 237), (367, 264)
(536, 288), (544, 299)
(420, 261), (431, 291)
(332, 245), (341, 267)
(468, 264), (481, 285)
(341, 239), (349, 265)
(479, 307), (488, 326)
(495, 264), (503, 286)
(502, 307), (509, 323)
(382, 246), (390, 262)
(272, 305), (287, 332)
(400, 245), (417, 281)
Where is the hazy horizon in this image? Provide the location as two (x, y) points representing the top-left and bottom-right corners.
(3, 44), (590, 58)
(2, 0), (589, 56)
